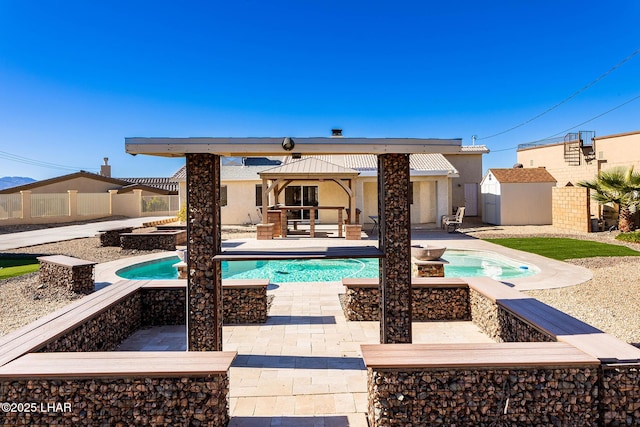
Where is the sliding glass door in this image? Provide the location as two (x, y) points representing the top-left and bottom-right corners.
(284, 185), (318, 219)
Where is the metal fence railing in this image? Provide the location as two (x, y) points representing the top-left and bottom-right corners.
(0, 193), (22, 220)
(31, 193), (69, 217)
(141, 195), (180, 215)
(77, 193), (111, 216)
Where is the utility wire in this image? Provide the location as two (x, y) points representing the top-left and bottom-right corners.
(488, 92), (640, 153)
(0, 150), (99, 172)
(478, 48), (640, 141)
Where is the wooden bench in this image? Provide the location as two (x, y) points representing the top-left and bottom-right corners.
(37, 255), (97, 294)
(0, 280), (147, 367)
(362, 342), (600, 369)
(0, 351), (235, 378)
(466, 276), (640, 363)
(362, 342), (600, 427)
(0, 351), (235, 426)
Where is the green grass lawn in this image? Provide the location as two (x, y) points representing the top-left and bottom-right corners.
(484, 237), (640, 261)
(0, 257), (40, 280)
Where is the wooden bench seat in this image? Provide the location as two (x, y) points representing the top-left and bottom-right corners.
(361, 342), (600, 369)
(0, 280), (146, 367)
(342, 277), (467, 289)
(465, 276), (527, 302)
(0, 351), (236, 379)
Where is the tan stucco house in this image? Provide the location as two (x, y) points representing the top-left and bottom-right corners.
(516, 129), (640, 225)
(481, 167), (557, 225)
(171, 143), (488, 227)
(0, 170), (178, 224)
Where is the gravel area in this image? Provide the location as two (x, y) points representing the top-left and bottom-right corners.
(2, 220), (640, 347)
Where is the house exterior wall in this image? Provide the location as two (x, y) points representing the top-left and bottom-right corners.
(221, 181), (262, 225)
(517, 131), (640, 220)
(444, 152), (484, 216)
(517, 143), (598, 186)
(499, 182), (554, 225)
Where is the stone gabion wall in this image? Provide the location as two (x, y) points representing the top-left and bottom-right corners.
(141, 288), (186, 326)
(37, 293), (142, 352)
(186, 153), (223, 351)
(367, 367), (599, 427)
(141, 286), (268, 325)
(413, 287), (470, 321)
(223, 287), (268, 324)
(378, 153), (413, 343)
(601, 365), (640, 425)
(0, 375), (229, 426)
(470, 288), (505, 341)
(497, 308), (555, 343)
(99, 228), (133, 246)
(39, 262), (94, 294)
(469, 289), (554, 343)
(412, 263), (445, 278)
(344, 286), (470, 322)
(120, 232), (185, 251)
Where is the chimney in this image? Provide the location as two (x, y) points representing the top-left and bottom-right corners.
(331, 128), (343, 137)
(100, 157), (111, 177)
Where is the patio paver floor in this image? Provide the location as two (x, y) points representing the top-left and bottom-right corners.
(117, 280), (493, 426)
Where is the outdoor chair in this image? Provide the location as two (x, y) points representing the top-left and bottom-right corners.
(442, 207), (465, 233)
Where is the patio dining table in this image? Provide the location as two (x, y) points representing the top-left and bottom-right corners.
(277, 206), (344, 238)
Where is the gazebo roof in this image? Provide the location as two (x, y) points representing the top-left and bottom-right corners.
(259, 157), (359, 179)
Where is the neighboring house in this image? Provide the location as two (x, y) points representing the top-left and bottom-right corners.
(516, 130), (640, 221)
(171, 145), (488, 226)
(0, 171), (177, 196)
(480, 168), (557, 225)
(0, 170), (179, 224)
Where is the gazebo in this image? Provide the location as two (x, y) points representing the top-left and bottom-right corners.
(125, 136), (464, 348)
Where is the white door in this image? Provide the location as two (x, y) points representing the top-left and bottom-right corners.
(464, 183), (478, 216)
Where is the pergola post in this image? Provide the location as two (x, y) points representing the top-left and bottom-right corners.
(186, 153), (223, 351)
(378, 153), (412, 344)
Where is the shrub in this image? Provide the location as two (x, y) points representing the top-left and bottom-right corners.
(616, 231), (640, 244)
(178, 204), (187, 223)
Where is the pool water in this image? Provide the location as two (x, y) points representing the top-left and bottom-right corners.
(116, 250), (538, 283)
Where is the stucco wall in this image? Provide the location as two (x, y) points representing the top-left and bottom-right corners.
(444, 152), (484, 216)
(222, 180), (262, 225)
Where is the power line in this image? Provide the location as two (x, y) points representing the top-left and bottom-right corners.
(0, 150), (99, 172)
(489, 92), (640, 153)
(543, 94), (640, 139)
(478, 48), (640, 141)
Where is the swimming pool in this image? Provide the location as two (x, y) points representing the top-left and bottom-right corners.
(116, 249), (538, 282)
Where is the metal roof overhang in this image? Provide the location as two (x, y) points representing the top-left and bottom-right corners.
(125, 137), (464, 157)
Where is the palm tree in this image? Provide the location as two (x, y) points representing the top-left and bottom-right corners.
(578, 166), (640, 232)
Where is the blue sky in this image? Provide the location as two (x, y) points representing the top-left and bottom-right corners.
(1, 1), (638, 180)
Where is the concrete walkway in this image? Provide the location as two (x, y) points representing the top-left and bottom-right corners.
(0, 216), (174, 250)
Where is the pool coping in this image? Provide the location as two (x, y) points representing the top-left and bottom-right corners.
(95, 231), (592, 291)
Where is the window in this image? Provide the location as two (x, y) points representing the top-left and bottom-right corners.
(409, 182), (414, 205)
(220, 185), (228, 207)
(255, 184), (263, 207)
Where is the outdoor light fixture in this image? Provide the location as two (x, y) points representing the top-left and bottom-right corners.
(282, 137), (295, 151)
